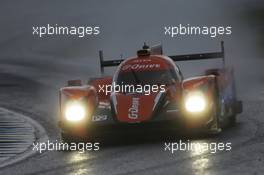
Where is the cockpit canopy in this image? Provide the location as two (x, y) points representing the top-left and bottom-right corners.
(113, 55), (180, 86)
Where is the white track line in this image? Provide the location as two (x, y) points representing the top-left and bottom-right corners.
(0, 107), (48, 168)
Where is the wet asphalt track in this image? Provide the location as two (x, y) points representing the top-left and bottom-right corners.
(0, 0), (264, 174)
(0, 72), (263, 175)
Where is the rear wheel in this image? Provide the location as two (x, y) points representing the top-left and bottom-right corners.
(229, 114), (236, 127)
(228, 100), (242, 127)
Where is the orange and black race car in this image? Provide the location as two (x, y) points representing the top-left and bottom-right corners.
(58, 41), (242, 141)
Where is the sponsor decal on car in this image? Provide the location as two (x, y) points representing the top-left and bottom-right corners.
(128, 97), (139, 119)
(121, 64), (160, 71)
(92, 115), (107, 121)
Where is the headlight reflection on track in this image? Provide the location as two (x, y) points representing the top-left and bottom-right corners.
(190, 141), (210, 174)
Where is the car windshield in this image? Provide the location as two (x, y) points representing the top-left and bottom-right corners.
(116, 69), (178, 86)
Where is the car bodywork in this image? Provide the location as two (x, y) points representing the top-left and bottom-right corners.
(58, 41), (242, 139)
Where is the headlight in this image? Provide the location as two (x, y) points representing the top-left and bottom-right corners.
(65, 101), (86, 121)
(184, 91), (206, 113)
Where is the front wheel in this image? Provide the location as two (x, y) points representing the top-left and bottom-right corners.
(60, 132), (88, 143)
(61, 132), (78, 143)
(207, 111), (222, 135)
(208, 83), (222, 135)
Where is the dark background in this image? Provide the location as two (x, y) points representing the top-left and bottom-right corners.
(0, 0), (264, 174)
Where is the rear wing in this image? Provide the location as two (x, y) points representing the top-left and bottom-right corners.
(99, 41), (225, 74)
(99, 50), (124, 74)
(169, 41), (225, 65)
(99, 44), (163, 74)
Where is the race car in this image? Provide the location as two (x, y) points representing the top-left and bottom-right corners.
(58, 41), (242, 141)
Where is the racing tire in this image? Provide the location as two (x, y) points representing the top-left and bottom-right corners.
(207, 108), (222, 135)
(207, 81), (222, 135)
(60, 132), (85, 143)
(228, 101), (242, 127)
(229, 115), (236, 127)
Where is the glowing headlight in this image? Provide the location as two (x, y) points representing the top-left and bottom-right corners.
(184, 91), (206, 113)
(65, 101), (86, 121)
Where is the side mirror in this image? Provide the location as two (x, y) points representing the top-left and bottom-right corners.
(67, 80), (82, 86)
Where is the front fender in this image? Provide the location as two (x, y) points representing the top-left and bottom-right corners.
(182, 75), (216, 95)
(59, 85), (98, 125)
(182, 75), (218, 127)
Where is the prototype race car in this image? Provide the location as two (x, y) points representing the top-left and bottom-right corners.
(58, 41), (242, 141)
